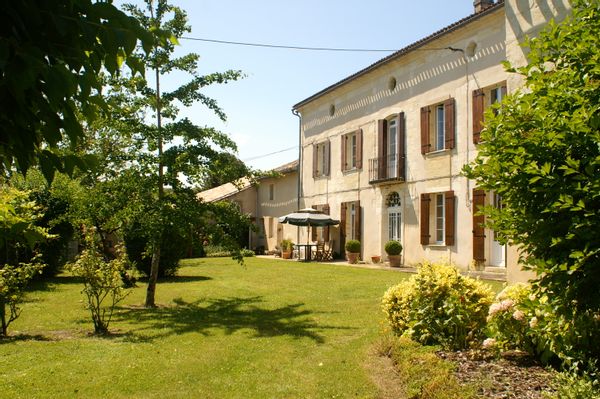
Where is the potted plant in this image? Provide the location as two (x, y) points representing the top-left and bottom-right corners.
(371, 255), (381, 264)
(385, 240), (403, 267)
(345, 239), (361, 264)
(280, 239), (294, 259)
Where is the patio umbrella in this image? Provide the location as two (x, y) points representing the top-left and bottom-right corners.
(278, 208), (340, 246)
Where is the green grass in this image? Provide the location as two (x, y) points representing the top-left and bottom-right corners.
(0, 258), (501, 398)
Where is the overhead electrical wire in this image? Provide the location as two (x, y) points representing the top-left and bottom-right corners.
(242, 145), (298, 162)
(181, 36), (399, 52)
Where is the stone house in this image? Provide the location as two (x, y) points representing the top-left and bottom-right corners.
(291, 0), (570, 282)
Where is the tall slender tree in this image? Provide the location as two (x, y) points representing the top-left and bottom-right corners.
(122, 0), (245, 307)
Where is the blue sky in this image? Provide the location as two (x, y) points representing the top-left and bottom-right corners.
(138, 1), (477, 171)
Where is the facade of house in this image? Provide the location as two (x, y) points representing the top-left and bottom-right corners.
(292, 0), (570, 282)
(197, 160), (299, 253)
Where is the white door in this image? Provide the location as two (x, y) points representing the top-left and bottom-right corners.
(490, 193), (505, 267)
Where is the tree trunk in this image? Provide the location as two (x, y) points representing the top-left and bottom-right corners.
(144, 38), (164, 308)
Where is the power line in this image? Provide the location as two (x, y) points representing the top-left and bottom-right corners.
(181, 36), (399, 52)
(243, 145), (298, 162)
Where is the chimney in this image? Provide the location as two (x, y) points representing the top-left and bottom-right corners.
(474, 0), (495, 13)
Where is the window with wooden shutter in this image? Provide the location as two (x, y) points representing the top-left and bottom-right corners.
(323, 204), (330, 242)
(378, 119), (387, 179)
(473, 89), (485, 144)
(444, 190), (455, 246)
(420, 193), (430, 245)
(312, 144), (318, 177)
(353, 201), (361, 242)
(472, 189), (486, 261)
(356, 129), (363, 169)
(398, 112), (406, 180)
(324, 141), (330, 176)
(341, 134), (347, 172)
(420, 107), (430, 154)
(444, 98), (455, 150)
(340, 202), (347, 253)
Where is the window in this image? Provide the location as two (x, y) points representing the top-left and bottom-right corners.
(310, 204), (330, 242)
(341, 129), (362, 171)
(473, 83), (507, 144)
(420, 99), (455, 154)
(420, 191), (455, 246)
(269, 184), (274, 201)
(312, 141), (330, 178)
(435, 194), (445, 243)
(373, 113), (405, 182)
(341, 201), (361, 251)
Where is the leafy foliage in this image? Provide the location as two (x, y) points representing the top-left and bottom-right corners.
(0, 187), (51, 335)
(69, 229), (135, 334)
(0, 0), (170, 181)
(382, 262), (493, 350)
(384, 240), (403, 256)
(345, 239), (361, 253)
(463, 0), (600, 371)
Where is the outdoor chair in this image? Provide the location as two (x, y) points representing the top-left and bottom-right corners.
(322, 240), (334, 261)
(313, 241), (325, 261)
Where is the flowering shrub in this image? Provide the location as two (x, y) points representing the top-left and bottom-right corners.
(485, 283), (533, 352)
(382, 261), (494, 350)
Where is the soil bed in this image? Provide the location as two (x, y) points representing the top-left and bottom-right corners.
(437, 350), (557, 399)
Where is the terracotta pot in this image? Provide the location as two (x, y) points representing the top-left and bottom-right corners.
(388, 254), (402, 267)
(346, 252), (359, 264)
(282, 251), (292, 259)
(371, 256), (381, 264)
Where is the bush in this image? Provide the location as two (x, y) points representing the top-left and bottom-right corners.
(69, 231), (135, 334)
(124, 223), (185, 278)
(280, 239), (294, 252)
(485, 282), (600, 371)
(204, 245), (233, 258)
(382, 261), (494, 350)
(345, 239), (360, 253)
(241, 248), (255, 257)
(384, 240), (403, 255)
(485, 283), (533, 352)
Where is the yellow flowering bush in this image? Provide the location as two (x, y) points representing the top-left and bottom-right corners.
(382, 261), (493, 350)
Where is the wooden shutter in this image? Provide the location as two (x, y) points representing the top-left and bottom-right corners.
(356, 129), (363, 169)
(323, 204), (330, 242)
(324, 140), (330, 176)
(445, 190), (455, 246)
(312, 144), (318, 177)
(420, 107), (430, 154)
(340, 202), (347, 254)
(473, 89), (485, 144)
(398, 112), (406, 180)
(472, 189), (486, 261)
(444, 98), (455, 150)
(420, 193), (430, 245)
(377, 119), (387, 179)
(341, 134), (347, 171)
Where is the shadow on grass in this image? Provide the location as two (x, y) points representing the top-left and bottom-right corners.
(115, 296), (349, 344)
(137, 275), (213, 284)
(0, 333), (53, 344)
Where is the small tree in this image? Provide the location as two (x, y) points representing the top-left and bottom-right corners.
(69, 230), (134, 335)
(0, 187), (50, 336)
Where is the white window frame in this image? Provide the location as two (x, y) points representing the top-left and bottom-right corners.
(315, 142), (328, 177)
(435, 193), (445, 244)
(344, 132), (358, 170)
(435, 104), (445, 151)
(387, 118), (398, 178)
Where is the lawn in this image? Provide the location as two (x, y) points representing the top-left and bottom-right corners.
(0, 257), (501, 398)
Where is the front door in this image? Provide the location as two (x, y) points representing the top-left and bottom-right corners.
(490, 193), (505, 267)
(387, 191), (402, 243)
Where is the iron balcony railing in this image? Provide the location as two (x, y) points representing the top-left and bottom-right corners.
(368, 153), (405, 184)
